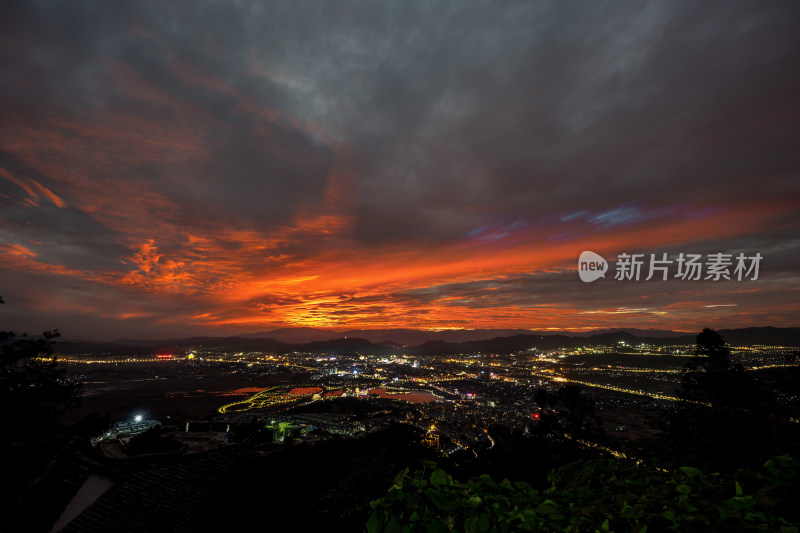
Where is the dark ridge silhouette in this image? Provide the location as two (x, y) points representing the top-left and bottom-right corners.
(242, 327), (692, 345)
(53, 327), (800, 357)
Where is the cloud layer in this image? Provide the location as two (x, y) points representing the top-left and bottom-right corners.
(1, 0), (798, 339)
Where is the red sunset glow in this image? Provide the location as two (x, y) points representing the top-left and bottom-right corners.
(0, 2), (798, 339)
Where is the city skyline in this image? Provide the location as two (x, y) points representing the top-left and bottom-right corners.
(1, 1), (799, 339)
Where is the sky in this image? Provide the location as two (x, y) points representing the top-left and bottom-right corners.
(1, 0), (799, 340)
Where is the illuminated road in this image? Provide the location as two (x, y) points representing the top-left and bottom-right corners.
(530, 372), (710, 406)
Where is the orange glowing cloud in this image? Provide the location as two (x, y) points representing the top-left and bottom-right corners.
(0, 167), (66, 208)
(1, 5), (798, 339)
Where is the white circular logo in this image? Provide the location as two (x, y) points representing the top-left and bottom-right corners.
(578, 251), (608, 282)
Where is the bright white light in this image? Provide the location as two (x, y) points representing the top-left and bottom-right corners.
(134, 415), (143, 422)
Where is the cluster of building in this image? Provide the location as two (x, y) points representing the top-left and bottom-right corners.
(82, 339), (798, 458)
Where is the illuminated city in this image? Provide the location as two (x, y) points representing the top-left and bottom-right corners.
(56, 334), (800, 457)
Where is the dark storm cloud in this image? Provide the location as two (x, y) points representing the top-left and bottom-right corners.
(0, 203), (131, 271)
(235, 0), (798, 245)
(0, 267), (217, 339)
(0, 152), (132, 271)
(1, 0), (798, 336)
(1, 0), (334, 232)
(3, 0), (798, 241)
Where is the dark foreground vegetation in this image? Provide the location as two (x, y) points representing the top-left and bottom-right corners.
(367, 455), (799, 533)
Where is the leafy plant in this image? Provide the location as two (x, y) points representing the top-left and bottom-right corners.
(1, 296), (82, 440)
(366, 455), (799, 532)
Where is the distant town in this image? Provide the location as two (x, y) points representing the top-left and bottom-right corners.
(59, 329), (800, 460)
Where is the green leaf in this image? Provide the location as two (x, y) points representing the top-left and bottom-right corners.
(536, 499), (558, 515)
(718, 495), (756, 516)
(365, 512), (383, 533)
(678, 466), (703, 481)
(464, 517), (480, 533)
(425, 519), (450, 533)
(430, 469), (448, 488)
(426, 488), (456, 512)
(619, 502), (637, 519)
(467, 496), (482, 507)
(385, 516), (403, 533)
(392, 467), (408, 488)
(744, 511), (769, 522)
(735, 480), (743, 496)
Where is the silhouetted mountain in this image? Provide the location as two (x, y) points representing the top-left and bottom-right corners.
(412, 334), (549, 355)
(54, 336), (392, 357)
(56, 336), (293, 356)
(718, 327), (800, 346)
(408, 329), (800, 355)
(341, 328), (540, 345)
(377, 340), (403, 348)
(246, 327), (338, 343)
(243, 328), (540, 345)
(108, 335), (262, 347)
(240, 327), (694, 345)
(52, 341), (152, 356)
(100, 327), (701, 348)
(54, 327), (800, 357)
(568, 328), (690, 338)
(301, 337), (395, 355)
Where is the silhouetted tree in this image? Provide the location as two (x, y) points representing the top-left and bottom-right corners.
(695, 328), (733, 372)
(0, 297), (81, 441)
(531, 385), (603, 439)
(681, 328), (755, 407)
(643, 328), (799, 472)
(554, 385), (603, 439)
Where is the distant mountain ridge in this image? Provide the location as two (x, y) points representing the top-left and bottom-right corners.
(52, 326), (800, 356)
(242, 327), (691, 345)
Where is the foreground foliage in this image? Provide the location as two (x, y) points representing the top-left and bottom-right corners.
(366, 455), (799, 532)
(1, 298), (82, 441)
